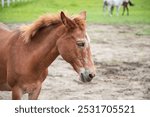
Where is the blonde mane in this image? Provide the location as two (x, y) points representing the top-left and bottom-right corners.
(20, 13), (61, 43)
(20, 13), (85, 43)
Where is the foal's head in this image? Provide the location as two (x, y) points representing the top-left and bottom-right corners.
(57, 11), (96, 82)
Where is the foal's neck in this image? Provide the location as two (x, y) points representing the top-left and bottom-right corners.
(31, 24), (65, 71)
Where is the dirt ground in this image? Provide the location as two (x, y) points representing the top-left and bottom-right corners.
(0, 23), (150, 100)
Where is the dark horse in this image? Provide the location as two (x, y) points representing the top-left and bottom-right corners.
(0, 11), (96, 100)
(122, 0), (134, 16)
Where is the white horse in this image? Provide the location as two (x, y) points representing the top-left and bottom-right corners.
(103, 0), (131, 16)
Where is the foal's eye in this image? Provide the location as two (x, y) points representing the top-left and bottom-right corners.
(76, 41), (85, 48)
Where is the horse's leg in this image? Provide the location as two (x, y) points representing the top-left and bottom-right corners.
(116, 6), (120, 16)
(126, 6), (129, 16)
(28, 69), (48, 100)
(103, 4), (106, 16)
(103, 1), (107, 16)
(122, 6), (125, 16)
(12, 86), (23, 100)
(108, 5), (112, 16)
(28, 85), (42, 100)
(111, 6), (114, 16)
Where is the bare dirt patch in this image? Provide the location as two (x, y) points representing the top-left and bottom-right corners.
(0, 24), (150, 99)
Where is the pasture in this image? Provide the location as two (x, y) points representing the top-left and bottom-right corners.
(0, 0), (150, 99)
(0, 0), (150, 24)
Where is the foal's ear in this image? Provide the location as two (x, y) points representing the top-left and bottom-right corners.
(79, 11), (86, 20)
(60, 11), (76, 29)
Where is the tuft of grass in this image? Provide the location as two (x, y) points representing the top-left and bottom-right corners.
(0, 0), (150, 25)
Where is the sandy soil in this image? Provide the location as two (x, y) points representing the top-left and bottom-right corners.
(0, 23), (150, 100)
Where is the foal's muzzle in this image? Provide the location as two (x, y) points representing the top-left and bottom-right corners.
(79, 69), (95, 82)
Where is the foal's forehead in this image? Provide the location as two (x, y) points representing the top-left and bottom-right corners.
(76, 32), (90, 41)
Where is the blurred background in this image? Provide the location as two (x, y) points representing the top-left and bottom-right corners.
(0, 0), (150, 24)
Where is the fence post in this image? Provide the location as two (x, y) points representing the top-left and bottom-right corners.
(1, 0), (4, 7)
(1, 0), (28, 8)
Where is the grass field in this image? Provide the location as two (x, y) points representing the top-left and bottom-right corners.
(0, 0), (150, 24)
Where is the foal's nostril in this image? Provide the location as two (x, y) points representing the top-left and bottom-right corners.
(89, 73), (95, 78)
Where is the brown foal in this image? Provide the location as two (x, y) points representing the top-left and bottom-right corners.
(0, 11), (96, 100)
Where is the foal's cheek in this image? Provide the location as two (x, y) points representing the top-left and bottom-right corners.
(58, 48), (70, 62)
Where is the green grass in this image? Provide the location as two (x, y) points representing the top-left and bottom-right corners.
(0, 0), (150, 24)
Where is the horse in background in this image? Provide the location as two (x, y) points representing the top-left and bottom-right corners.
(0, 11), (96, 100)
(122, 0), (134, 16)
(103, 0), (134, 16)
